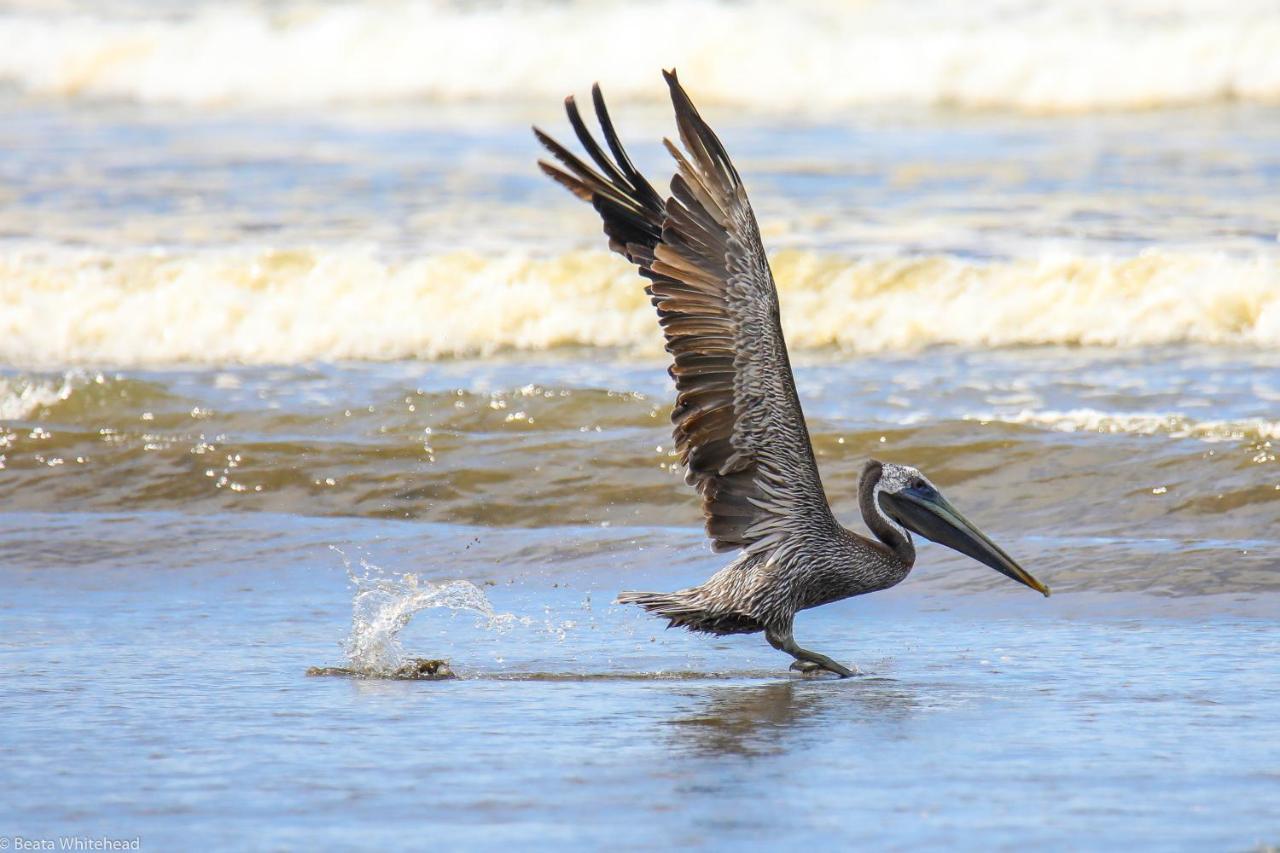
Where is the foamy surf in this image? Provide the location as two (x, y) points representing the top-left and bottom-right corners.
(3, 247), (1279, 366)
(0, 371), (92, 420)
(965, 410), (1280, 443)
(2, 0), (1280, 112)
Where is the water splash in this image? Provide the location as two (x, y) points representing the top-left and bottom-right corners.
(332, 546), (528, 676)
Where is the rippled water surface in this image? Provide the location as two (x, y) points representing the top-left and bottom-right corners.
(2, 350), (1279, 595)
(4, 351), (1279, 848)
(3, 512), (1279, 848)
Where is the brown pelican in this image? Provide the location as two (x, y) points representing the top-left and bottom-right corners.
(534, 71), (1050, 678)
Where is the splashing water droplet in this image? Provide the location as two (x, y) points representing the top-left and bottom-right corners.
(331, 546), (527, 676)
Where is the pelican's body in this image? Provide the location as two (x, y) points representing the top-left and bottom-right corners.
(623, 462), (915, 636)
(536, 72), (1049, 677)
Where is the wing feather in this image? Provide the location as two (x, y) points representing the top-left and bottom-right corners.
(534, 70), (835, 553)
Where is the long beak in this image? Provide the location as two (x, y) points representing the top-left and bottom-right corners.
(881, 486), (1050, 597)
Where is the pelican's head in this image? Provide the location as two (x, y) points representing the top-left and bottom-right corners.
(869, 460), (1050, 597)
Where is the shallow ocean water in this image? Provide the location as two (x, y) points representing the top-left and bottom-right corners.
(2, 0), (1280, 848)
(2, 511), (1279, 849)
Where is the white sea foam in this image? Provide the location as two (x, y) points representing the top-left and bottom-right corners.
(1, 0), (1279, 112)
(2, 246), (1279, 366)
(966, 409), (1280, 442)
(0, 371), (96, 420)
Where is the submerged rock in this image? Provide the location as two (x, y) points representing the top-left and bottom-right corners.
(306, 658), (456, 680)
(394, 658), (456, 680)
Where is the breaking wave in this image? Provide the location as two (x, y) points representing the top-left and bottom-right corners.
(0, 372), (84, 420)
(2, 247), (1279, 365)
(1, 0), (1279, 112)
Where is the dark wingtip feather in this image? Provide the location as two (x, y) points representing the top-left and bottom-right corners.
(531, 125), (561, 153)
(564, 90), (633, 189)
(662, 68), (684, 104)
(590, 83), (662, 209)
(534, 126), (623, 202)
(661, 68), (738, 187)
(537, 159), (593, 201)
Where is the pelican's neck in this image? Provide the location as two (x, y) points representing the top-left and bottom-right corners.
(859, 460), (916, 566)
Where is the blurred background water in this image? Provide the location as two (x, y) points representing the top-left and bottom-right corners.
(1, 0), (1278, 849)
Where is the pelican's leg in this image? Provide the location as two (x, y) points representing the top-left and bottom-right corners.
(766, 628), (858, 678)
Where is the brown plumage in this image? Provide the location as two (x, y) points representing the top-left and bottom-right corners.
(534, 71), (1050, 677)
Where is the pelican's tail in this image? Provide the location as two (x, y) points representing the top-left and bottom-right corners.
(616, 588), (763, 636)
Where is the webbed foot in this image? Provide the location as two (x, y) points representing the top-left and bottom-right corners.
(789, 657), (858, 678)
(767, 627), (860, 679)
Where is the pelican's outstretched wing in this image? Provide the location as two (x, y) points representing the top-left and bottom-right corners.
(535, 70), (835, 554)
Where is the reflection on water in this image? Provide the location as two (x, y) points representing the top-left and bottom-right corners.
(668, 678), (920, 757)
(2, 508), (1279, 848)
